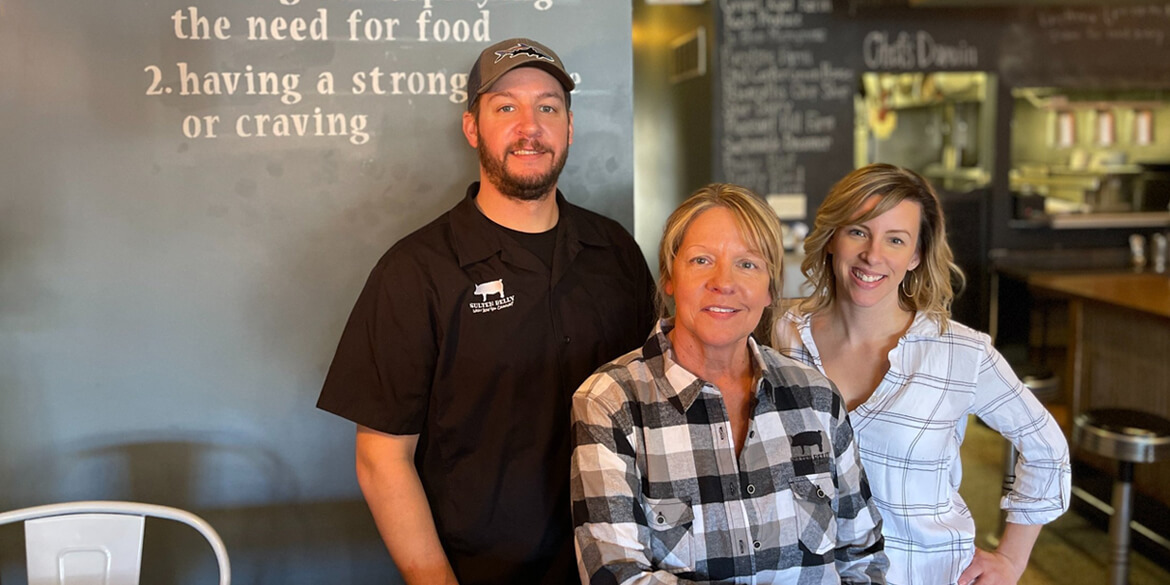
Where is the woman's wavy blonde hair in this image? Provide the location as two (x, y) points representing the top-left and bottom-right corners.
(798, 163), (964, 332)
(658, 183), (785, 340)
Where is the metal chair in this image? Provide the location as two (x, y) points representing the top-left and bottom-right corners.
(0, 500), (231, 585)
(1074, 409), (1170, 585)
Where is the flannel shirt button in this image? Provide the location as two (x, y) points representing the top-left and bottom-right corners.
(749, 430), (755, 438)
(656, 514), (665, 525)
(746, 484), (756, 495)
(753, 540), (761, 550)
(816, 488), (826, 498)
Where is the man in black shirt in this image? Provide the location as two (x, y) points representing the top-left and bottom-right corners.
(317, 38), (655, 585)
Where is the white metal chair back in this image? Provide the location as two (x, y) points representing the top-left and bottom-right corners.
(0, 501), (231, 585)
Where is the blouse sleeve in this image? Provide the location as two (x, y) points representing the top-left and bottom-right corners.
(970, 336), (1072, 525)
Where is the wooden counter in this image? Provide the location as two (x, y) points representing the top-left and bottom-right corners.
(1028, 271), (1170, 515)
(1028, 272), (1170, 320)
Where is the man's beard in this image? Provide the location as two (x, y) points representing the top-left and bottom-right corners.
(478, 135), (569, 202)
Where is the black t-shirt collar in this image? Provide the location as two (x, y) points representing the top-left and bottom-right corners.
(450, 182), (610, 269)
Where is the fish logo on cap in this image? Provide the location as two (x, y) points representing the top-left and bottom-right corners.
(493, 43), (555, 64)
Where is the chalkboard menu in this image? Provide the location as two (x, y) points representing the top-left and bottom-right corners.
(716, 0), (857, 210)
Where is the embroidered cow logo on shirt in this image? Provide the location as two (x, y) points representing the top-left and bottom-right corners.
(791, 430), (830, 475)
(468, 278), (515, 314)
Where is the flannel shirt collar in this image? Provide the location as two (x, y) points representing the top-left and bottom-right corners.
(647, 318), (775, 415)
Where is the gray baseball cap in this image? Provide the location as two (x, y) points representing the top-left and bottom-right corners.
(466, 38), (575, 111)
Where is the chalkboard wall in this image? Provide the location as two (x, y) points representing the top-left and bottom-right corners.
(717, 0), (854, 221)
(0, 1), (634, 583)
(716, 1), (1170, 229)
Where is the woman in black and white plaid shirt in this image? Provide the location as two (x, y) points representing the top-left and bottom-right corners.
(773, 164), (1070, 585)
(571, 183), (888, 584)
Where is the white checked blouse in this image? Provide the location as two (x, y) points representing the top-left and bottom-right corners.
(571, 320), (888, 584)
(774, 310), (1071, 585)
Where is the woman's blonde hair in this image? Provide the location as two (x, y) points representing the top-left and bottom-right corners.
(657, 183), (785, 340)
(799, 164), (964, 332)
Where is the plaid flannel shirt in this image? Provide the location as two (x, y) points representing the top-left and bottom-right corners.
(775, 310), (1071, 585)
(571, 320), (887, 584)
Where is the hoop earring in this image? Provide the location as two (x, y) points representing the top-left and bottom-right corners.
(901, 270), (920, 297)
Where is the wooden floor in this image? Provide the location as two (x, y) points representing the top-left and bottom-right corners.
(959, 417), (1170, 585)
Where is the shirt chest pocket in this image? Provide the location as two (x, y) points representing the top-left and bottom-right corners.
(788, 473), (837, 555)
(643, 496), (696, 573)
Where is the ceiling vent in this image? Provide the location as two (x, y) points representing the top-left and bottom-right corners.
(670, 27), (706, 84)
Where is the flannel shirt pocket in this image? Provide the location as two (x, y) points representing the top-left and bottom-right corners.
(789, 473), (837, 555)
(643, 496), (695, 573)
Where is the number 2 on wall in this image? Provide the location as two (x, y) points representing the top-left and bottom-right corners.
(144, 65), (164, 96)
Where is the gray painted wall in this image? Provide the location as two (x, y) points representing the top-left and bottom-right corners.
(0, 1), (634, 583)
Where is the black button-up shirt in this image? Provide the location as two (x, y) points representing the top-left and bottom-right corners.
(318, 183), (656, 585)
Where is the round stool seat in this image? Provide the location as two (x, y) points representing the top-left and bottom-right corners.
(1011, 361), (1060, 403)
(1021, 372), (1060, 403)
(1074, 408), (1170, 464)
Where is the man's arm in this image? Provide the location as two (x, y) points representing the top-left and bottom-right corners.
(355, 425), (458, 585)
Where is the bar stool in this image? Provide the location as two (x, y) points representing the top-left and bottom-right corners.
(1074, 408), (1170, 585)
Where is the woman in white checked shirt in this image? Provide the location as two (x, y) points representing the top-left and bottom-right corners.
(772, 164), (1070, 585)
